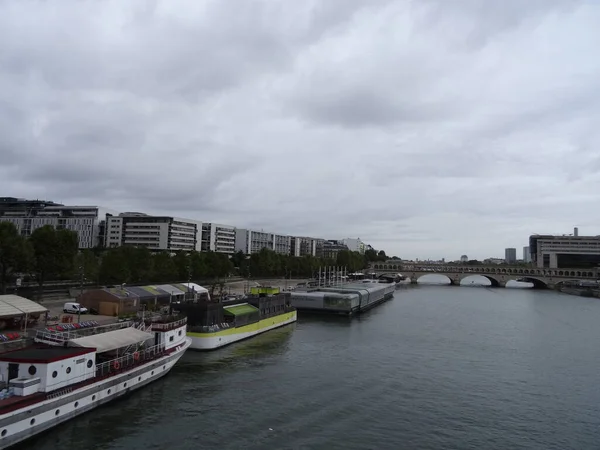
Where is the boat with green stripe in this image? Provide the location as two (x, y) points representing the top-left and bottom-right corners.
(173, 287), (297, 350)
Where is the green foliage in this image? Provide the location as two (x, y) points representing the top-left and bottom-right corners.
(30, 226), (79, 288)
(0, 222), (33, 293)
(335, 250), (367, 272)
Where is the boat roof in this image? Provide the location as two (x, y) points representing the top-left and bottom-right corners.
(0, 346), (94, 363)
(68, 327), (153, 353)
(223, 303), (259, 316)
(0, 295), (48, 318)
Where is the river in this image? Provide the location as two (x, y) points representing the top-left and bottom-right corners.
(19, 285), (600, 450)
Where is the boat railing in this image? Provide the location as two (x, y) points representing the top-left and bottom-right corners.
(35, 321), (134, 344)
(188, 322), (233, 333)
(150, 317), (187, 332)
(95, 342), (165, 378)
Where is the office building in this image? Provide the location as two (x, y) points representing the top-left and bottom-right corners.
(290, 236), (319, 257)
(505, 248), (517, 264)
(104, 212), (200, 252)
(235, 229), (291, 255)
(341, 238), (365, 254)
(321, 240), (349, 260)
(200, 223), (236, 254)
(530, 229), (600, 268)
(523, 246), (531, 263)
(0, 197), (100, 248)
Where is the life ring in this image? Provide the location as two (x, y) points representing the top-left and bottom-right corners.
(113, 361), (120, 370)
(133, 352), (140, 361)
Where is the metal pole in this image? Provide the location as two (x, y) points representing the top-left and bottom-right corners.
(78, 265), (83, 324)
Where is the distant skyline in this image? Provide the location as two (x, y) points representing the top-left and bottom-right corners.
(1, 1), (599, 261)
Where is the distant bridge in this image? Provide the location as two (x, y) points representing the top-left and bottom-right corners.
(370, 263), (599, 288)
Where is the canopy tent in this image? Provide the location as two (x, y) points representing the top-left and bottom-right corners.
(68, 327), (153, 353)
(0, 295), (48, 319)
(180, 283), (209, 295)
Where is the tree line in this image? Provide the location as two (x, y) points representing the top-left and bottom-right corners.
(0, 222), (392, 293)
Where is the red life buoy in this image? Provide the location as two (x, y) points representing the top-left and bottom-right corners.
(133, 352), (140, 361)
(113, 361), (120, 370)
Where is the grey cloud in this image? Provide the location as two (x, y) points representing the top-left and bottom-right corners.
(1, 0), (599, 260)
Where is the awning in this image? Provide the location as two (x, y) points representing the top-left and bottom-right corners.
(68, 327), (153, 353)
(0, 295), (48, 318)
(224, 303), (259, 316)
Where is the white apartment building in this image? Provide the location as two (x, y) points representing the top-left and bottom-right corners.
(235, 229), (291, 255)
(0, 197), (100, 248)
(530, 229), (600, 269)
(341, 238), (365, 254)
(105, 213), (201, 252)
(290, 236), (318, 257)
(201, 223), (236, 254)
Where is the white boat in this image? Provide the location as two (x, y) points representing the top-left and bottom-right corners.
(0, 315), (191, 449)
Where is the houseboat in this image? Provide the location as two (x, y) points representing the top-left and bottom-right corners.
(174, 286), (297, 350)
(0, 314), (191, 449)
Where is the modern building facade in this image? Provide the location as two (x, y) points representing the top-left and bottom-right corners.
(523, 246), (531, 263)
(0, 197), (100, 248)
(200, 223), (236, 254)
(505, 248), (517, 264)
(104, 213), (201, 252)
(321, 240), (349, 260)
(341, 238), (365, 254)
(235, 229), (292, 255)
(529, 230), (600, 268)
(290, 236), (319, 257)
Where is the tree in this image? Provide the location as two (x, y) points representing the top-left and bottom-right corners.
(74, 249), (100, 283)
(98, 247), (131, 284)
(30, 226), (78, 297)
(0, 222), (32, 294)
(152, 251), (178, 281)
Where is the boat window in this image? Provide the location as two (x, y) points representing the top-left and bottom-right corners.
(1, 429), (6, 437)
(169, 336), (174, 342)
(66, 367), (71, 374)
(52, 371), (58, 378)
(87, 360), (93, 368)
(28, 365), (36, 375)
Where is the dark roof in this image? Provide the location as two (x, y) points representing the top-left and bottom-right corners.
(0, 346), (95, 363)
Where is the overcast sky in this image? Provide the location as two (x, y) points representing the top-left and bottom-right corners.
(1, 1), (598, 261)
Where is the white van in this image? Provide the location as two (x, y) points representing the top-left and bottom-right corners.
(63, 302), (88, 314)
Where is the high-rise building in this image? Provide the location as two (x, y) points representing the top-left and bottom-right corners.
(104, 212), (200, 252)
(505, 248), (517, 264)
(529, 229), (600, 268)
(290, 236), (319, 257)
(235, 229), (291, 255)
(200, 223), (236, 254)
(0, 197), (100, 248)
(523, 246), (531, 263)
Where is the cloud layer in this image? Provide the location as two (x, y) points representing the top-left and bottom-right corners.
(1, 0), (598, 260)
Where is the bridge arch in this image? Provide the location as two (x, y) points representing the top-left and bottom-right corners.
(460, 274), (501, 287)
(517, 277), (548, 289)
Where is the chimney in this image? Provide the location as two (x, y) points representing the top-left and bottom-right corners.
(574, 227), (579, 237)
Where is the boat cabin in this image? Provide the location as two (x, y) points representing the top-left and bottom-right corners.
(0, 346), (96, 396)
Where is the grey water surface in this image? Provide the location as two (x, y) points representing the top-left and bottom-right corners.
(20, 286), (600, 450)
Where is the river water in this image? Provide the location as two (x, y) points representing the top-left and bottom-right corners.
(20, 285), (600, 450)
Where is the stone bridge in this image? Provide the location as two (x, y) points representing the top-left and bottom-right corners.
(370, 263), (599, 288)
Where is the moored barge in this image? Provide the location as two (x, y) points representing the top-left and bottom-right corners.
(174, 286), (297, 350)
(290, 282), (395, 315)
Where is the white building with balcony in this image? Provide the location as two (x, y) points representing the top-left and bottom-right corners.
(104, 213), (201, 252)
(201, 223), (236, 254)
(235, 229), (291, 255)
